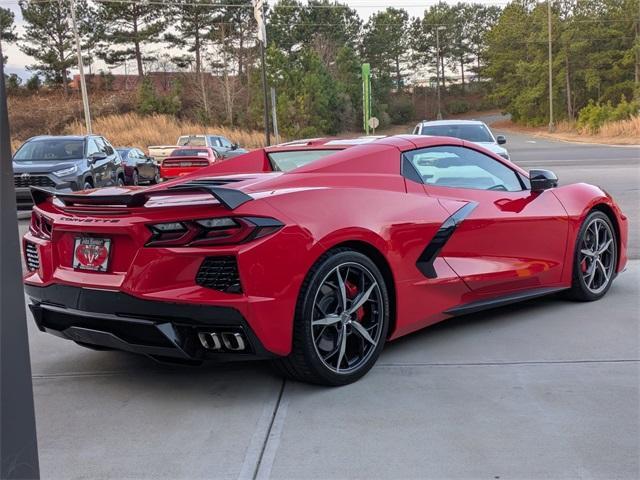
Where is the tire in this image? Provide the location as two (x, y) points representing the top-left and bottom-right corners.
(150, 170), (160, 184)
(132, 169), (139, 186)
(273, 248), (390, 386)
(116, 176), (125, 187)
(567, 210), (618, 301)
(83, 179), (93, 190)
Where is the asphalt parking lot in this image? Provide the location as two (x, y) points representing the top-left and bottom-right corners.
(19, 131), (640, 479)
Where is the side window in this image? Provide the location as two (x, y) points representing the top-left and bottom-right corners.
(220, 137), (233, 148)
(101, 137), (115, 155)
(412, 125), (420, 135)
(404, 146), (523, 192)
(136, 149), (146, 158)
(208, 136), (221, 147)
(86, 139), (100, 156)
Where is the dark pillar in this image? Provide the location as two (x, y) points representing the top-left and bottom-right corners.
(0, 39), (40, 479)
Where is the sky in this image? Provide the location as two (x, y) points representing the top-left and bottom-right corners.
(0, 0), (509, 79)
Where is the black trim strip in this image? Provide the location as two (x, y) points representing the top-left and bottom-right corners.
(444, 287), (567, 316)
(416, 202), (478, 278)
(167, 183), (253, 209)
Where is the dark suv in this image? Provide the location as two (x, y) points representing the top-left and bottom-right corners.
(13, 135), (125, 206)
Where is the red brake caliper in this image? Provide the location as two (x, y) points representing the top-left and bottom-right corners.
(345, 281), (365, 322)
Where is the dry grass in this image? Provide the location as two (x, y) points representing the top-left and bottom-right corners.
(63, 113), (268, 151)
(493, 116), (640, 145)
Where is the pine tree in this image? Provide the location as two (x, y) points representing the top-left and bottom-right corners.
(19, 0), (93, 93)
(97, 1), (167, 76)
(0, 6), (17, 65)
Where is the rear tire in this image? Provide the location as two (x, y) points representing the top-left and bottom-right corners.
(567, 210), (617, 301)
(132, 169), (139, 186)
(273, 248), (389, 386)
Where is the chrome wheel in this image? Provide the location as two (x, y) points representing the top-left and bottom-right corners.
(311, 262), (384, 374)
(580, 217), (615, 294)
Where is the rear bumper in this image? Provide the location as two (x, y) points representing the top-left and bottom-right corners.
(25, 284), (276, 363)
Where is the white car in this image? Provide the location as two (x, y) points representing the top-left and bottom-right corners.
(412, 120), (510, 160)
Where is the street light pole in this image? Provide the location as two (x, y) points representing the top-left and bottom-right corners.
(547, 0), (554, 132)
(435, 26), (445, 120)
(70, 0), (92, 134)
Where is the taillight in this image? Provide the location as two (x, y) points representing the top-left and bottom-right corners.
(145, 217), (283, 247)
(29, 212), (52, 239)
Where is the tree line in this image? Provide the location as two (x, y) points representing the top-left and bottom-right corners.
(1, 0), (638, 137)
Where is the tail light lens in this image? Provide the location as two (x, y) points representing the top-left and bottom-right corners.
(30, 212), (53, 239)
(146, 217), (283, 247)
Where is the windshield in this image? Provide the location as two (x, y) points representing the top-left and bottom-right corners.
(268, 150), (339, 171)
(171, 148), (209, 157)
(14, 139), (84, 161)
(178, 136), (206, 147)
(116, 148), (130, 157)
(420, 124), (494, 143)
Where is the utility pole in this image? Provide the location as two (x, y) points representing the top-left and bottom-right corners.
(0, 38), (41, 480)
(547, 0), (554, 132)
(70, 0), (92, 134)
(270, 87), (280, 144)
(435, 26), (446, 120)
(254, 0), (271, 146)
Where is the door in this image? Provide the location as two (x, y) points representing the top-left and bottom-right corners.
(91, 137), (111, 186)
(85, 138), (106, 186)
(404, 145), (569, 295)
(100, 137), (118, 185)
(136, 149), (155, 180)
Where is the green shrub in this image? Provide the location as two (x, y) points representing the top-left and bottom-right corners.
(388, 95), (415, 124)
(577, 96), (639, 133)
(447, 99), (470, 115)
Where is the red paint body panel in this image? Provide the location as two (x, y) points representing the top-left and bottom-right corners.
(24, 137), (629, 357)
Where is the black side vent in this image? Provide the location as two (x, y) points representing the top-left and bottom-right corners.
(25, 242), (40, 271)
(196, 256), (242, 293)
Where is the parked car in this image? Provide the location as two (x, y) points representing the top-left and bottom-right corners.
(24, 135), (627, 385)
(13, 135), (124, 206)
(160, 146), (222, 180)
(116, 147), (161, 185)
(413, 120), (510, 160)
(148, 135), (247, 165)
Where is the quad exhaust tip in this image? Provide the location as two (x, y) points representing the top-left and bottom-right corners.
(198, 331), (246, 352)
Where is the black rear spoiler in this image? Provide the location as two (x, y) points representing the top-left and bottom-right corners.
(30, 182), (253, 210)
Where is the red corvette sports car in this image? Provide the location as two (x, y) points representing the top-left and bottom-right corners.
(23, 135), (628, 385)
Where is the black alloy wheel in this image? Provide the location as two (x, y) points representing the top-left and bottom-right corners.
(273, 248), (389, 386)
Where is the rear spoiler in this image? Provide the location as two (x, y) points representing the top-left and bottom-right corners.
(30, 181), (253, 210)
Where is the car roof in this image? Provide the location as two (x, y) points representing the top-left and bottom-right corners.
(418, 119), (486, 126)
(28, 135), (91, 142)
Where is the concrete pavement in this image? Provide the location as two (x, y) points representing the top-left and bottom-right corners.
(20, 129), (640, 479)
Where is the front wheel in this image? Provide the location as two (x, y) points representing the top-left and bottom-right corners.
(273, 249), (390, 386)
(568, 211), (618, 301)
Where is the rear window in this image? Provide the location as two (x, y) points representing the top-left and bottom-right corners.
(178, 136), (207, 146)
(170, 149), (209, 157)
(14, 139), (85, 161)
(420, 124), (494, 143)
(268, 150), (339, 172)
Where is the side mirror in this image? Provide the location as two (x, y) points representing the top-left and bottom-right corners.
(231, 143), (238, 150)
(496, 135), (507, 145)
(88, 152), (107, 163)
(530, 169), (558, 192)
